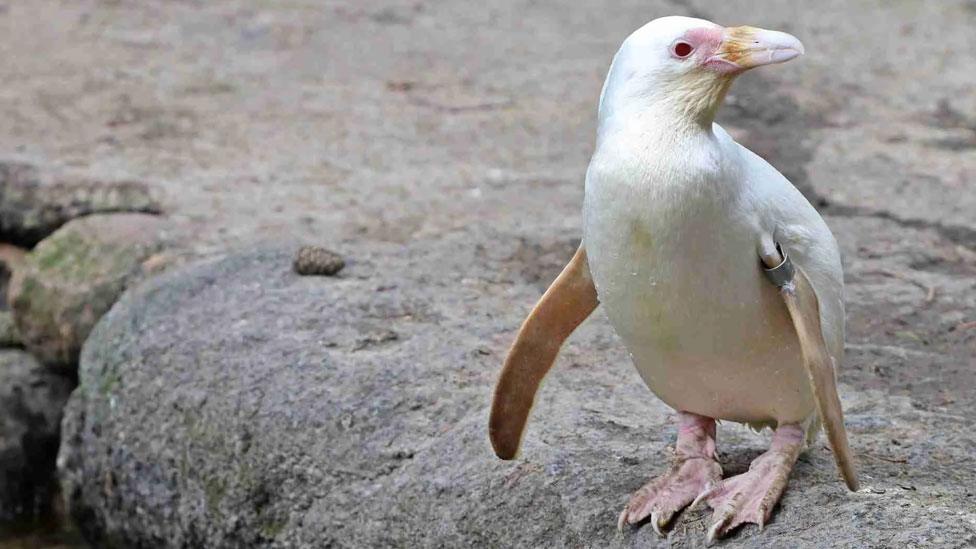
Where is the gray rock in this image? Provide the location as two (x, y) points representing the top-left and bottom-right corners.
(0, 161), (162, 247)
(0, 350), (74, 522)
(59, 236), (976, 548)
(8, 213), (171, 371)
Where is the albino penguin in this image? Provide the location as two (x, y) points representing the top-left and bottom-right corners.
(489, 16), (858, 542)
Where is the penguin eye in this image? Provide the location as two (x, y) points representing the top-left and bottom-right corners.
(672, 41), (694, 58)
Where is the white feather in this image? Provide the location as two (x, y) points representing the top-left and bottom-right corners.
(582, 18), (843, 428)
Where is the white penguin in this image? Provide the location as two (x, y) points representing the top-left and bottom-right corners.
(489, 16), (858, 542)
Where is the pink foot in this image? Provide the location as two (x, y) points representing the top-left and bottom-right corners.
(692, 423), (805, 543)
(618, 412), (722, 535)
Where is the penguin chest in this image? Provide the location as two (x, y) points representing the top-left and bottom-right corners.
(582, 180), (813, 425)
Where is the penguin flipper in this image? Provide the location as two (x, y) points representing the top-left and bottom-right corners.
(489, 244), (599, 459)
(762, 243), (859, 491)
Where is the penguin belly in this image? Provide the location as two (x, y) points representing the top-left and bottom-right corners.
(583, 182), (815, 426)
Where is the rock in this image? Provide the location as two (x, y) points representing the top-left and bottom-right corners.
(0, 311), (19, 347)
(293, 245), (345, 276)
(0, 160), (162, 247)
(0, 243), (27, 311)
(9, 213), (171, 371)
(58, 236), (976, 548)
(1, 244), (27, 347)
(0, 349), (74, 522)
(0, 243), (27, 270)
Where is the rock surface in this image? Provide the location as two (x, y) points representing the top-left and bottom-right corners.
(0, 244), (27, 313)
(0, 312), (19, 348)
(3, 1), (974, 255)
(60, 235), (976, 548)
(0, 161), (162, 247)
(0, 0), (972, 547)
(9, 213), (171, 371)
(0, 350), (74, 522)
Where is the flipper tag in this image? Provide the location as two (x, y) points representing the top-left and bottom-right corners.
(762, 244), (795, 288)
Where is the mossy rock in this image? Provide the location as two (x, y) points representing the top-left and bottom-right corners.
(0, 311), (19, 347)
(9, 213), (170, 371)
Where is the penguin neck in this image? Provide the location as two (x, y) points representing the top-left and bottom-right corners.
(592, 87), (742, 199)
(597, 75), (734, 141)
(596, 100), (724, 162)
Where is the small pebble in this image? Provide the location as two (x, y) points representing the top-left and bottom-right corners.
(293, 245), (345, 276)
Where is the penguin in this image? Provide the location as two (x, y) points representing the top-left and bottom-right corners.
(489, 16), (858, 542)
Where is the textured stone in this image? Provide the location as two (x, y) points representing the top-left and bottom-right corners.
(0, 161), (162, 247)
(9, 213), (171, 371)
(59, 236), (976, 548)
(0, 350), (74, 522)
(0, 311), (19, 348)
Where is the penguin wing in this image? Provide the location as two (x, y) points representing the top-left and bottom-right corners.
(489, 244), (599, 459)
(721, 125), (858, 491)
(761, 236), (859, 492)
(720, 124), (845, 363)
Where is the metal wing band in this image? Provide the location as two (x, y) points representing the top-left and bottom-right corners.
(762, 245), (795, 288)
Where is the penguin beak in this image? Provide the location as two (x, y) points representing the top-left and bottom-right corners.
(705, 26), (805, 73)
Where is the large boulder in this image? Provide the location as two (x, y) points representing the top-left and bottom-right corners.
(58, 235), (976, 548)
(0, 349), (74, 522)
(9, 213), (171, 371)
(0, 160), (162, 247)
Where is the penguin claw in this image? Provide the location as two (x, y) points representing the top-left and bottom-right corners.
(650, 511), (663, 536)
(696, 432), (802, 542)
(690, 480), (719, 511)
(706, 518), (726, 545)
(617, 455), (722, 536)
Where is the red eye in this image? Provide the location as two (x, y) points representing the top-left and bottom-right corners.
(673, 41), (694, 58)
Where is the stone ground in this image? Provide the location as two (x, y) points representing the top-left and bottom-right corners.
(1, 0), (974, 547)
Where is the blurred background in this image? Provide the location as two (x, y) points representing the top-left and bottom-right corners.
(1, 1), (974, 547)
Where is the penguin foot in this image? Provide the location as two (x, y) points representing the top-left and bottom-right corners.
(618, 412), (721, 535)
(691, 423), (805, 543)
(619, 454), (722, 534)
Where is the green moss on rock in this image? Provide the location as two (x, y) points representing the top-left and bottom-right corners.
(9, 213), (170, 371)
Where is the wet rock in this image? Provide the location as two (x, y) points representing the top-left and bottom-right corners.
(8, 213), (171, 371)
(0, 350), (74, 522)
(293, 245), (345, 276)
(0, 160), (162, 247)
(58, 235), (976, 548)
